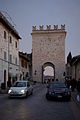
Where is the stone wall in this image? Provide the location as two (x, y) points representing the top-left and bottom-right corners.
(32, 25), (66, 82)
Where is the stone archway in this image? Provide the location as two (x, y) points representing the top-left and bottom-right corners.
(42, 62), (55, 83)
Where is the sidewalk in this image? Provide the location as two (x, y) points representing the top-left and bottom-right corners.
(71, 90), (80, 107)
(0, 88), (8, 94)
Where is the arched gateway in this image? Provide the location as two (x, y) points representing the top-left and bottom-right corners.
(42, 62), (55, 83)
(31, 25), (66, 82)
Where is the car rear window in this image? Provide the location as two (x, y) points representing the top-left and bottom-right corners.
(50, 83), (66, 89)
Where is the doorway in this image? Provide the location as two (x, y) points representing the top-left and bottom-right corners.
(4, 70), (6, 89)
(42, 62), (55, 83)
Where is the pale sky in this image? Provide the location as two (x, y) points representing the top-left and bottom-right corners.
(44, 66), (54, 76)
(0, 0), (80, 61)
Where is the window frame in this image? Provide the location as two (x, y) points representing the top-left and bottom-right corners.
(9, 54), (12, 63)
(9, 36), (12, 44)
(4, 31), (6, 39)
(4, 51), (7, 60)
(15, 41), (17, 48)
(15, 57), (17, 65)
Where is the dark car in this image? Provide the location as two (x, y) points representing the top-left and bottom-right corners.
(46, 82), (71, 101)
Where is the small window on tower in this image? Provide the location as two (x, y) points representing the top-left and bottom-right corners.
(4, 31), (6, 39)
(15, 41), (17, 48)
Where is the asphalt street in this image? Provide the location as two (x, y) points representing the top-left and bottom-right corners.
(0, 84), (80, 120)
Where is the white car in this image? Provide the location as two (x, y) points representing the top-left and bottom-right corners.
(8, 80), (33, 98)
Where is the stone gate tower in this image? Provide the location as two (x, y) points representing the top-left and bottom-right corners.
(31, 25), (66, 82)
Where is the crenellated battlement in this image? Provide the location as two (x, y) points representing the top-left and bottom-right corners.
(32, 24), (65, 31)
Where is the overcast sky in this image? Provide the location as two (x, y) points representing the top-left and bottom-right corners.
(0, 0), (80, 60)
(44, 66), (54, 76)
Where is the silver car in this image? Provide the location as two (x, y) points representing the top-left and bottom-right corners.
(8, 80), (33, 98)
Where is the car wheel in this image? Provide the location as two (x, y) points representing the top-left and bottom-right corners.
(8, 96), (11, 99)
(46, 94), (50, 100)
(66, 96), (71, 101)
(31, 89), (33, 95)
(68, 97), (71, 101)
(26, 92), (28, 98)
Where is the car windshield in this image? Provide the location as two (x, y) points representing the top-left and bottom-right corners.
(50, 83), (66, 89)
(13, 82), (26, 87)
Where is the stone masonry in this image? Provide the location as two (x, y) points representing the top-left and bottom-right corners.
(31, 25), (66, 82)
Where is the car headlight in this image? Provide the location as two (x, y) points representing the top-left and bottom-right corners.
(8, 89), (12, 93)
(65, 91), (70, 95)
(49, 91), (54, 95)
(21, 90), (25, 94)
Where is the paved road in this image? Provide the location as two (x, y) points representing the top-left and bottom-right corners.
(0, 84), (80, 120)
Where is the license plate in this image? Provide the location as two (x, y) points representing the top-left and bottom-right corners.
(12, 91), (18, 94)
(58, 95), (62, 98)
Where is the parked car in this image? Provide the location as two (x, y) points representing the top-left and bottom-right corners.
(46, 81), (71, 101)
(8, 80), (33, 98)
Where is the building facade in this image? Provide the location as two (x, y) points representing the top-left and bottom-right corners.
(0, 12), (21, 88)
(71, 55), (80, 80)
(32, 25), (66, 82)
(19, 52), (31, 80)
(66, 55), (80, 81)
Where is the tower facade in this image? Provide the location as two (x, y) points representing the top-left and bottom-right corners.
(31, 25), (66, 82)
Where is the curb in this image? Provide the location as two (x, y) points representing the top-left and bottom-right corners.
(0, 89), (8, 94)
